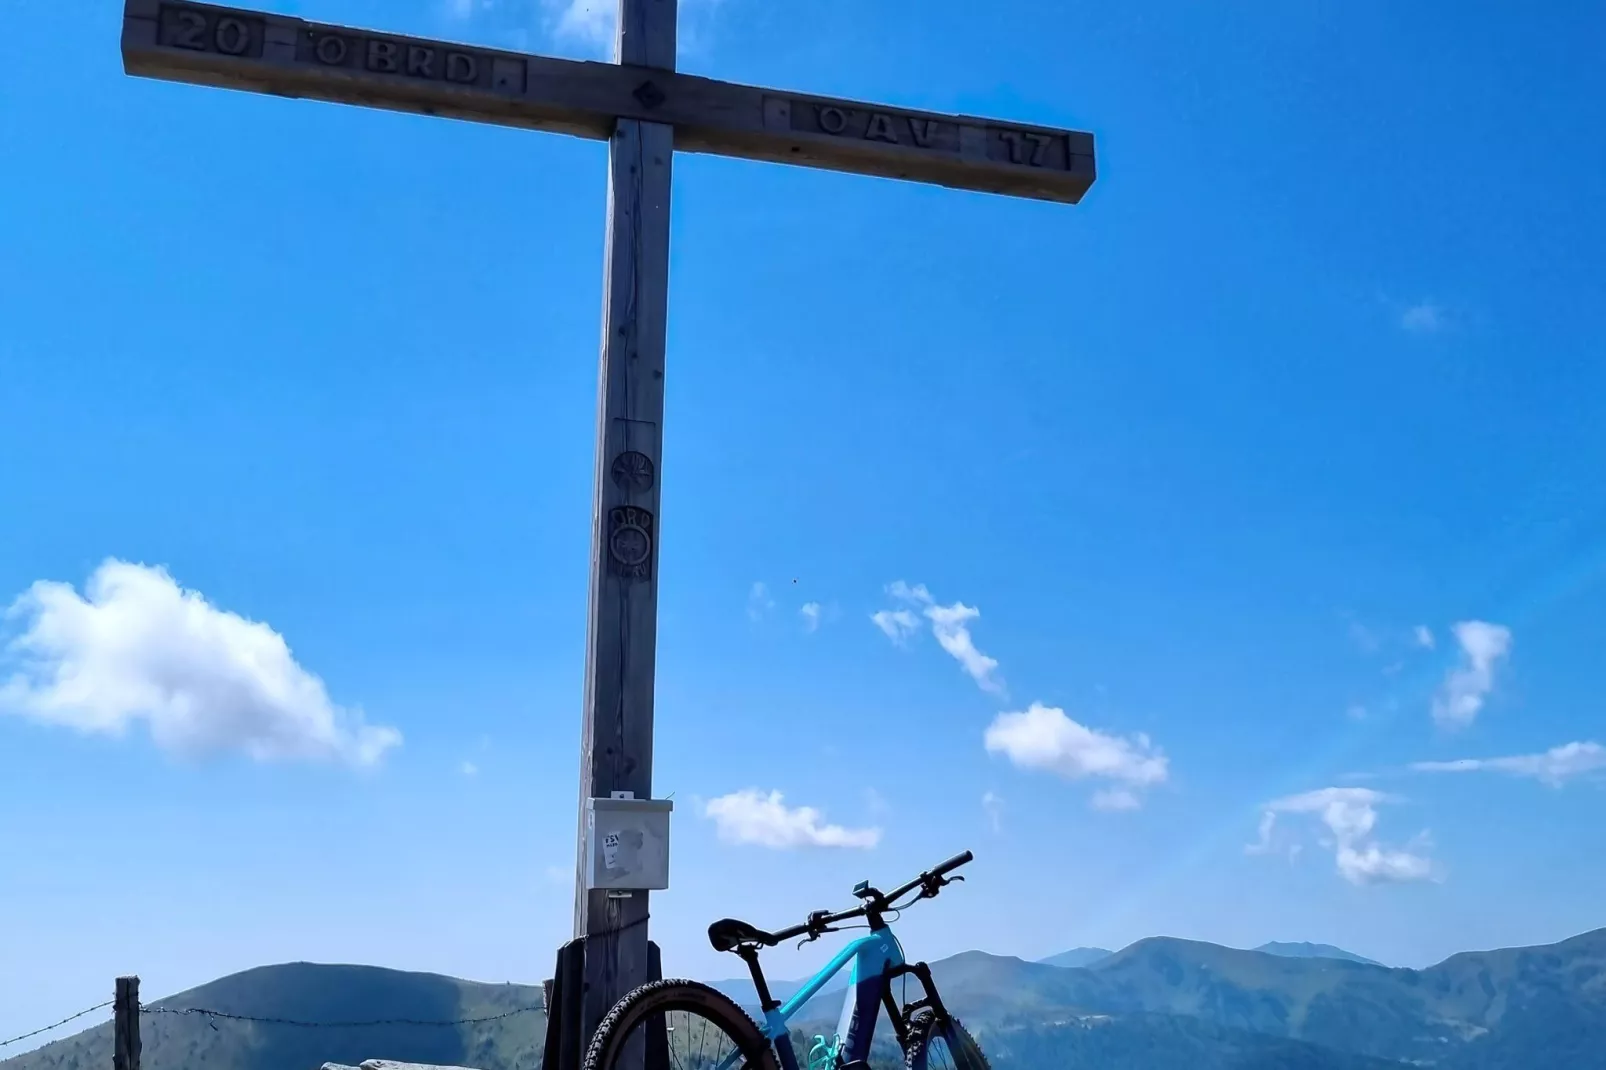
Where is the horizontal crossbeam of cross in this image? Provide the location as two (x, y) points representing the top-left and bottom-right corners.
(122, 0), (1097, 204)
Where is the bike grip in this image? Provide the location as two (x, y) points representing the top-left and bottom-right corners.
(933, 850), (974, 876)
(771, 922), (808, 944)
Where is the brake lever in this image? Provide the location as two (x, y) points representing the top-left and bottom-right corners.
(915, 873), (963, 901)
(795, 923), (840, 950)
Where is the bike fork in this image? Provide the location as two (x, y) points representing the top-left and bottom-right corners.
(884, 961), (952, 1024)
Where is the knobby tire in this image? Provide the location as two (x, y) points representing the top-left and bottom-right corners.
(902, 1007), (991, 1070)
(581, 979), (780, 1070)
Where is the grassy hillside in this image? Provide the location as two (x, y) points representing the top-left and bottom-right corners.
(1424, 928), (1606, 1069)
(980, 1013), (1411, 1070)
(1086, 936), (1426, 1057)
(1, 965), (545, 1070)
(1080, 928), (1606, 1065)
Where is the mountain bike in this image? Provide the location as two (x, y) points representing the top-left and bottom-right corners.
(582, 851), (989, 1070)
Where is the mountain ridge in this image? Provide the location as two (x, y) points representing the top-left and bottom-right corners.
(723, 936), (1382, 1008)
(1037, 946), (1114, 969)
(1253, 941), (1383, 967)
(8, 927), (1603, 1070)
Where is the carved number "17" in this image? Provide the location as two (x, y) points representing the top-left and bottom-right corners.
(999, 131), (1055, 167)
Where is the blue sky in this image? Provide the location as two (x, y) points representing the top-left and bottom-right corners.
(5, 0), (1606, 1052)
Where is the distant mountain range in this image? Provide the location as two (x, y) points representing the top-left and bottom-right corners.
(715, 939), (1375, 1007)
(1035, 940), (1382, 971)
(7, 928), (1603, 1070)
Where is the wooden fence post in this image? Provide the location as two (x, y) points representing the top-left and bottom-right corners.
(113, 976), (140, 1070)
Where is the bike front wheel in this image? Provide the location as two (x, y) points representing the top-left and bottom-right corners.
(582, 979), (780, 1070)
(902, 1008), (991, 1070)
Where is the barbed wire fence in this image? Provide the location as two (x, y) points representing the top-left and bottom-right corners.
(139, 1005), (545, 1029)
(1, 978), (546, 1069)
(1, 1002), (115, 1053)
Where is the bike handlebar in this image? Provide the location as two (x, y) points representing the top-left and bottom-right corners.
(887, 850), (973, 903)
(769, 850), (974, 945)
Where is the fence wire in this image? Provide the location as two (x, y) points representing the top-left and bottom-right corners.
(2, 998), (544, 1056)
(1, 1001), (114, 1051)
(138, 1004), (544, 1028)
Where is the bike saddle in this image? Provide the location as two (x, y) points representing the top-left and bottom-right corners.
(707, 917), (778, 952)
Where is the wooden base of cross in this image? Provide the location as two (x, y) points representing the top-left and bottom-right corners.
(543, 938), (667, 1070)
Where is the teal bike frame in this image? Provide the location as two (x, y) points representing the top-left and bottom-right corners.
(722, 926), (915, 1070)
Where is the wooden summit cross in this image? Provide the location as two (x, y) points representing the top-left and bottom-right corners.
(120, 0), (1096, 1062)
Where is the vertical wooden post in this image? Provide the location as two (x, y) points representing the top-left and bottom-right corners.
(574, 0), (676, 1064)
(113, 977), (140, 1070)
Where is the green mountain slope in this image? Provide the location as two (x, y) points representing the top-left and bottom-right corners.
(980, 1013), (1410, 1070)
(1085, 936), (1423, 1058)
(1, 964), (546, 1070)
(1081, 928), (1606, 1065)
(1425, 929), (1606, 1069)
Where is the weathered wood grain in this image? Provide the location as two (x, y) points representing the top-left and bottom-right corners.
(572, 1), (676, 1065)
(121, 0), (1096, 203)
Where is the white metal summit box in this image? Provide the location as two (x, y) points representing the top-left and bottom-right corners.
(584, 794), (673, 892)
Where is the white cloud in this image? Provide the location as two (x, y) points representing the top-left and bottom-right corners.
(1412, 741), (1606, 788)
(876, 581), (1004, 693)
(1252, 787), (1436, 885)
(871, 608), (919, 644)
(981, 791), (1004, 833)
(926, 601), (1003, 693)
(1431, 620), (1512, 729)
(1244, 810), (1278, 855)
(1336, 837), (1436, 884)
(984, 702), (1168, 810)
(460, 760), (479, 777)
(800, 602), (822, 633)
(0, 560), (400, 767)
(703, 789), (881, 849)
(1401, 301), (1446, 334)
(747, 581), (775, 621)
(887, 580), (931, 603)
(1414, 625), (1436, 649)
